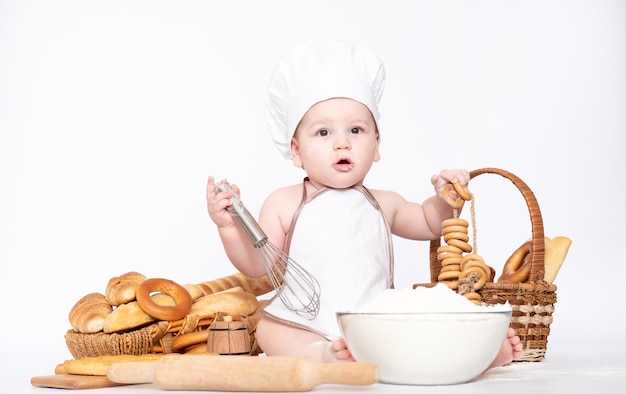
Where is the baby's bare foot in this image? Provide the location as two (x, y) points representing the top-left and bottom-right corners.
(322, 338), (355, 362)
(488, 327), (522, 369)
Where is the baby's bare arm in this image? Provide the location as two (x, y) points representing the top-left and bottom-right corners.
(372, 169), (469, 240)
(206, 176), (266, 277)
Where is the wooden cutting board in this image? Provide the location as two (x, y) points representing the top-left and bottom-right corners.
(31, 374), (130, 389)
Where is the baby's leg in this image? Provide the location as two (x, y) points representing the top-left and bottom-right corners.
(487, 327), (523, 369)
(256, 316), (353, 362)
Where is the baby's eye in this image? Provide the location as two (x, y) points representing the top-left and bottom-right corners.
(350, 127), (362, 134)
(317, 129), (329, 137)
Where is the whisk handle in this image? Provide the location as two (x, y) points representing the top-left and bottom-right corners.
(215, 182), (267, 247)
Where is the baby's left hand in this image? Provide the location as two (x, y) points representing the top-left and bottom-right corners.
(431, 169), (470, 200)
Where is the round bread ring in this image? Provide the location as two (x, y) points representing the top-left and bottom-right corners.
(442, 184), (465, 208)
(440, 256), (463, 266)
(442, 218), (469, 228)
(452, 181), (472, 201)
(441, 225), (469, 235)
(498, 241), (532, 283)
(439, 280), (459, 290)
(443, 231), (470, 243)
(440, 264), (461, 273)
(447, 239), (473, 253)
(460, 253), (486, 271)
(136, 278), (193, 321)
(464, 291), (482, 305)
(437, 244), (464, 254)
(464, 291), (481, 302)
(438, 270), (461, 281)
(459, 266), (488, 290)
(437, 253), (463, 263)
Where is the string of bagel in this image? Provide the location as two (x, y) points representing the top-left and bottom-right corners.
(438, 182), (494, 305)
(437, 180), (572, 305)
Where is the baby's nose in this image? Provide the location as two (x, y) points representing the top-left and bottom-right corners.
(333, 135), (351, 150)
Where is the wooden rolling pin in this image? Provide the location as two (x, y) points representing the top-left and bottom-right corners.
(107, 355), (378, 391)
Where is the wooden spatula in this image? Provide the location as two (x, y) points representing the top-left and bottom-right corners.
(107, 355), (378, 391)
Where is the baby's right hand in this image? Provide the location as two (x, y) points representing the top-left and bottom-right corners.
(206, 176), (241, 228)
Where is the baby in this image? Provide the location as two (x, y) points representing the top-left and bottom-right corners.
(207, 39), (521, 366)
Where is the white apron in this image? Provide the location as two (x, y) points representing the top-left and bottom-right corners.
(262, 180), (394, 339)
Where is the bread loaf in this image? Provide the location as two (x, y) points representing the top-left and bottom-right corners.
(69, 293), (113, 334)
(105, 271), (147, 306)
(103, 293), (175, 333)
(197, 272), (274, 296)
(62, 354), (165, 376)
(190, 289), (259, 317)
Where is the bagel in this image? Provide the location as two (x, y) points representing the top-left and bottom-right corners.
(442, 218), (469, 228)
(437, 252), (463, 262)
(452, 181), (472, 201)
(443, 231), (469, 243)
(459, 266), (488, 290)
(498, 241), (532, 283)
(437, 244), (464, 254)
(438, 270), (461, 281)
(440, 264), (461, 273)
(447, 239), (472, 253)
(460, 254), (487, 271)
(442, 184), (465, 208)
(463, 291), (482, 305)
(136, 278), (193, 321)
(441, 225), (469, 235)
(440, 256), (463, 266)
(439, 280), (458, 290)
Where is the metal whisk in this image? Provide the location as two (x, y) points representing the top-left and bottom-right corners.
(215, 182), (321, 319)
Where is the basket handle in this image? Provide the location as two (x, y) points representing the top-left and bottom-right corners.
(429, 167), (545, 283)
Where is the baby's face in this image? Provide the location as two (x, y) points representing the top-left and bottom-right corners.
(291, 98), (380, 189)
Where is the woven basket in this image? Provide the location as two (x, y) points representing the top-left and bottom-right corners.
(65, 306), (266, 359)
(415, 167), (557, 362)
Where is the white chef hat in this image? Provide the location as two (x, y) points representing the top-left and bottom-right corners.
(267, 39), (386, 159)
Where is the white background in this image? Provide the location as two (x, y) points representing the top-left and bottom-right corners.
(1, 0), (624, 364)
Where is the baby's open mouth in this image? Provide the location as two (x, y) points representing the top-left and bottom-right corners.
(337, 159), (351, 165)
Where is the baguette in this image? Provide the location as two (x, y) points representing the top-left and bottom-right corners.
(62, 354), (166, 376)
(197, 272), (274, 296)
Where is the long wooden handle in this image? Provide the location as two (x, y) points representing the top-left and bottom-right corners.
(107, 355), (378, 391)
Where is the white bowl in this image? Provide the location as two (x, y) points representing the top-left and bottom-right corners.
(337, 310), (512, 385)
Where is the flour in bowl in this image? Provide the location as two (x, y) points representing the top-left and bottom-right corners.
(355, 284), (511, 313)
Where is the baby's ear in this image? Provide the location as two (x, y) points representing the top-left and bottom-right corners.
(291, 138), (303, 168)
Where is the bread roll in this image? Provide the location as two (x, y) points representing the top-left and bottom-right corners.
(69, 293), (113, 334)
(544, 236), (572, 283)
(105, 271), (147, 306)
(103, 293), (175, 333)
(190, 289), (259, 317)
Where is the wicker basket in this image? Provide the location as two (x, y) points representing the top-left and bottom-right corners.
(65, 309), (265, 359)
(415, 167), (557, 362)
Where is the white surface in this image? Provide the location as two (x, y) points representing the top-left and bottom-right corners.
(1, 1), (625, 391)
(11, 339), (626, 393)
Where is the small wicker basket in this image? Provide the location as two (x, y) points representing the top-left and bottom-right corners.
(415, 167), (557, 362)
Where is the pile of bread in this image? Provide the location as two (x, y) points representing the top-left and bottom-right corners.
(67, 271), (273, 356)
